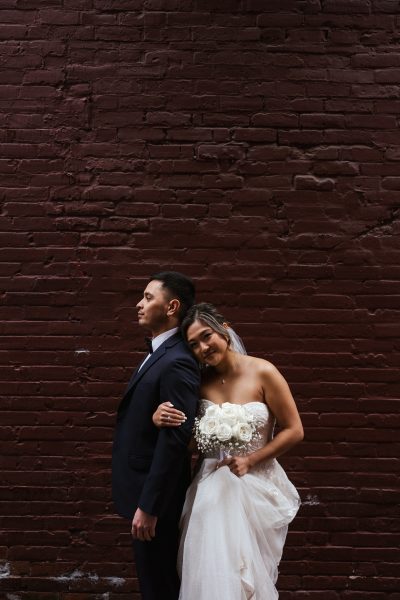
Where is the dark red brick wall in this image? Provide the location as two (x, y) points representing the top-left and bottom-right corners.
(1, 1), (399, 598)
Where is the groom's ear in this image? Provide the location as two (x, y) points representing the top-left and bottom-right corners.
(167, 298), (180, 318)
(223, 322), (230, 329)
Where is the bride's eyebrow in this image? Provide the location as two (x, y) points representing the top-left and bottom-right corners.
(198, 328), (213, 340)
(187, 328), (211, 344)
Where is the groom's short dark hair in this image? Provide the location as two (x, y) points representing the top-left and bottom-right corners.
(149, 271), (195, 322)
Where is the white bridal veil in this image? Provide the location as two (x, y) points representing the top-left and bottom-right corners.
(227, 327), (247, 355)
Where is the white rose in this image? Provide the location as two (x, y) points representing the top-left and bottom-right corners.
(233, 422), (253, 443)
(204, 404), (221, 419)
(236, 405), (249, 420)
(199, 416), (218, 437)
(220, 403), (242, 425)
(215, 422), (233, 442)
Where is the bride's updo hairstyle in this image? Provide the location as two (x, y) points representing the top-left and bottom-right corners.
(181, 302), (231, 346)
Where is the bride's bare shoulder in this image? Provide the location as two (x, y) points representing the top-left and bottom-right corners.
(241, 355), (281, 378)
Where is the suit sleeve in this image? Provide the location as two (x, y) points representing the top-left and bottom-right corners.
(137, 356), (200, 516)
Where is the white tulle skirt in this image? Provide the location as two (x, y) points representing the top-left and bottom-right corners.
(178, 458), (300, 600)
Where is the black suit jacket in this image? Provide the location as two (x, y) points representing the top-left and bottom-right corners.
(112, 332), (200, 521)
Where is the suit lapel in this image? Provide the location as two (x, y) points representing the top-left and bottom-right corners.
(122, 332), (182, 398)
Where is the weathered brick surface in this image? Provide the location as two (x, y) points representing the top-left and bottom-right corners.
(0, 1), (399, 598)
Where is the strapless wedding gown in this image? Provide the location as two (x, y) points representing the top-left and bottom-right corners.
(178, 400), (300, 600)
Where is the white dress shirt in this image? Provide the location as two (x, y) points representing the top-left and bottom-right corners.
(138, 327), (179, 371)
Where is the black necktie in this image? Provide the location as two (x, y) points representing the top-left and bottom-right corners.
(144, 337), (153, 354)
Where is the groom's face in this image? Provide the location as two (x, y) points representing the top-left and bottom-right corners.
(136, 279), (171, 334)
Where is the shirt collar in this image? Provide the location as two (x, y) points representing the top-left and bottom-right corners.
(150, 327), (179, 353)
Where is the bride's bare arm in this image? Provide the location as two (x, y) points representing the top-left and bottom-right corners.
(221, 362), (303, 477)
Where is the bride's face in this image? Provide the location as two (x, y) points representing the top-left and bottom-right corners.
(186, 319), (229, 366)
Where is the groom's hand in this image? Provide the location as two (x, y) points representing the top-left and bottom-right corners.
(131, 508), (158, 542)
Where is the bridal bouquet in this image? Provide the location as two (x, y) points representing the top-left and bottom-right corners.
(193, 402), (260, 455)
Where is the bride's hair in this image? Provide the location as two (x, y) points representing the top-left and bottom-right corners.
(181, 302), (230, 345)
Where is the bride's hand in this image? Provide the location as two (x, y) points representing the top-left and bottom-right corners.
(217, 455), (252, 477)
(152, 401), (187, 428)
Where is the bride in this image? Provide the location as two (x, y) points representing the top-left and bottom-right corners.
(153, 303), (303, 600)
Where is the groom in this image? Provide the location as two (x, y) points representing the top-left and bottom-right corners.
(112, 271), (200, 600)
